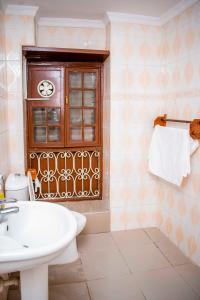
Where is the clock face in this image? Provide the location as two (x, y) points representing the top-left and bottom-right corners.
(37, 80), (55, 97)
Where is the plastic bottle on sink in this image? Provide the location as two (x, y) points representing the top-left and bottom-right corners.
(0, 174), (5, 209)
(0, 174), (5, 200)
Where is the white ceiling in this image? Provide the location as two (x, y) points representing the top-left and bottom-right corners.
(3, 0), (182, 19)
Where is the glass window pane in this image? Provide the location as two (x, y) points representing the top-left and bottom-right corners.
(83, 109), (95, 125)
(70, 128), (82, 141)
(84, 127), (95, 141)
(48, 127), (61, 142)
(34, 127), (46, 143)
(69, 72), (82, 88)
(33, 108), (46, 125)
(70, 109), (82, 126)
(84, 72), (96, 89)
(69, 90), (82, 107)
(47, 108), (60, 124)
(84, 91), (95, 107)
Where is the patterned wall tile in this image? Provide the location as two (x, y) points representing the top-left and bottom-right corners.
(37, 25), (106, 50)
(0, 8), (10, 176)
(3, 14), (35, 174)
(157, 0), (200, 266)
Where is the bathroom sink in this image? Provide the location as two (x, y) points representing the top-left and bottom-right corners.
(0, 201), (77, 273)
(0, 201), (77, 300)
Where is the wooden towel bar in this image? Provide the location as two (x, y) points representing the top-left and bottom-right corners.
(154, 114), (200, 139)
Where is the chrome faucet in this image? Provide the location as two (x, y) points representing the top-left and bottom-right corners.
(0, 198), (19, 217)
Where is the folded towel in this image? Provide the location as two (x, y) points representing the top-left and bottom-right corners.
(148, 125), (199, 186)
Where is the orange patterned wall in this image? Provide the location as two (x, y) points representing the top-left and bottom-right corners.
(109, 22), (165, 231)
(4, 14), (35, 173)
(157, 1), (200, 266)
(0, 6), (10, 175)
(37, 25), (106, 50)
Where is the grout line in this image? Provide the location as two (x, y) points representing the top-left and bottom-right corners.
(153, 241), (196, 272)
(79, 231), (132, 276)
(152, 234), (193, 269)
(110, 231), (152, 300)
(110, 232), (132, 275)
(143, 228), (156, 242)
(140, 290), (147, 300)
(152, 240), (174, 267)
(86, 276), (109, 282)
(173, 265), (200, 299)
(78, 248), (112, 282)
(143, 230), (176, 266)
(85, 281), (92, 300)
(111, 230), (150, 300)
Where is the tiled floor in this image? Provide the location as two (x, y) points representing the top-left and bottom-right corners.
(8, 228), (200, 300)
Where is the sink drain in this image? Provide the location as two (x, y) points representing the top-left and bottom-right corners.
(23, 245), (29, 248)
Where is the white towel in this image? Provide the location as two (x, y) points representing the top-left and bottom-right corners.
(148, 125), (199, 186)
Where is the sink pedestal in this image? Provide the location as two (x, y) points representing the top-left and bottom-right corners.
(20, 264), (48, 300)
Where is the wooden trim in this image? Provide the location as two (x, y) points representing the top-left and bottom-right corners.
(100, 66), (104, 201)
(28, 61), (103, 68)
(27, 146), (102, 153)
(23, 46), (110, 63)
(42, 195), (102, 203)
(23, 46), (110, 56)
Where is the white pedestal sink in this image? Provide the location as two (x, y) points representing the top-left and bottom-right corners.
(0, 201), (77, 300)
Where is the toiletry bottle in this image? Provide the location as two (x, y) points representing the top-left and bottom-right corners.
(0, 174), (5, 200)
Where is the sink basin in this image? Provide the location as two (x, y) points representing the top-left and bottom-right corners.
(0, 201), (77, 300)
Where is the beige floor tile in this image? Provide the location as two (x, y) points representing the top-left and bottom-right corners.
(49, 282), (90, 300)
(77, 232), (116, 253)
(112, 229), (152, 249)
(120, 243), (170, 272)
(80, 248), (130, 280)
(49, 259), (86, 285)
(87, 274), (145, 300)
(175, 264), (200, 296)
(144, 227), (168, 242)
(156, 239), (190, 266)
(133, 267), (199, 300)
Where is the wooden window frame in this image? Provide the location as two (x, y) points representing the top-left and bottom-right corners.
(65, 67), (101, 147)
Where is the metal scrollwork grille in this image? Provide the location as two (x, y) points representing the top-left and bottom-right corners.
(29, 149), (101, 200)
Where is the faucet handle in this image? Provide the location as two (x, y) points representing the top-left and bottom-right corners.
(0, 206), (19, 215)
(0, 198), (18, 204)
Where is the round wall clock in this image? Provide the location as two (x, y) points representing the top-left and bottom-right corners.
(37, 80), (55, 97)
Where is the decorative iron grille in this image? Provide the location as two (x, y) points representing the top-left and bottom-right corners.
(28, 149), (101, 200)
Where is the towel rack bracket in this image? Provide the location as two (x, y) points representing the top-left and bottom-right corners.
(190, 119), (200, 139)
(154, 114), (167, 127)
